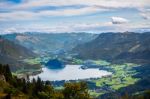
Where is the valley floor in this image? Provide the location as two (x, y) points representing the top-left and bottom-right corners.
(12, 57), (150, 98)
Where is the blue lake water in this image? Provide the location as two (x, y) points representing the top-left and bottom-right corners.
(30, 65), (112, 81)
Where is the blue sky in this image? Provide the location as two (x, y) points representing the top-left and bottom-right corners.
(0, 0), (150, 34)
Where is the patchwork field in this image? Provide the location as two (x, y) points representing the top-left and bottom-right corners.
(90, 62), (140, 97)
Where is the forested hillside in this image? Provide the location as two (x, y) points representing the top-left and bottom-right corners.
(72, 32), (150, 64)
(0, 36), (40, 71)
(0, 64), (91, 99)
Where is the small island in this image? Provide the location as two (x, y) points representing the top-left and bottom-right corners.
(45, 59), (65, 69)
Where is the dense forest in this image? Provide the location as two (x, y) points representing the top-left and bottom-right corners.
(0, 64), (91, 99)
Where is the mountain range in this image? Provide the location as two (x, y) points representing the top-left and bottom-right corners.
(2, 32), (97, 54)
(1, 32), (150, 71)
(0, 32), (97, 71)
(72, 32), (150, 64)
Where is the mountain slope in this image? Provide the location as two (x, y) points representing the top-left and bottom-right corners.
(72, 32), (150, 64)
(0, 36), (40, 71)
(0, 37), (36, 59)
(3, 33), (97, 54)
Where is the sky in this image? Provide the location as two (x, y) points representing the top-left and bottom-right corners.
(0, 0), (150, 34)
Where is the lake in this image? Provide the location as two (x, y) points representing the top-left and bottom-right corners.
(30, 65), (112, 81)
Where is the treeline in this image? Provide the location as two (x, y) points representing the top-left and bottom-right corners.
(0, 64), (12, 83)
(0, 64), (91, 99)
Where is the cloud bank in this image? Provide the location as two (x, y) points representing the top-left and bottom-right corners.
(0, 0), (150, 33)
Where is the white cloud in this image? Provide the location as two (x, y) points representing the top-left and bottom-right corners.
(39, 6), (108, 16)
(111, 17), (129, 24)
(3, 27), (17, 33)
(0, 11), (37, 21)
(1, 0), (150, 16)
(111, 21), (150, 32)
(13, 0), (150, 9)
(0, 0), (149, 21)
(0, 22), (113, 33)
(1, 20), (150, 34)
(0, 6), (109, 21)
(141, 13), (150, 20)
(0, 0), (150, 33)
(140, 8), (150, 20)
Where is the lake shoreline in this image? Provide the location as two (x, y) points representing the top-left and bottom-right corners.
(30, 65), (112, 81)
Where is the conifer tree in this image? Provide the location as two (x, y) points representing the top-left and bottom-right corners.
(4, 64), (12, 83)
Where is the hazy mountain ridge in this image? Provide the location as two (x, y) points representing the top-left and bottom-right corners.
(3, 33), (97, 54)
(72, 32), (150, 64)
(0, 36), (40, 71)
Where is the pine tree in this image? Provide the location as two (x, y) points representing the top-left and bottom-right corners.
(4, 64), (12, 83)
